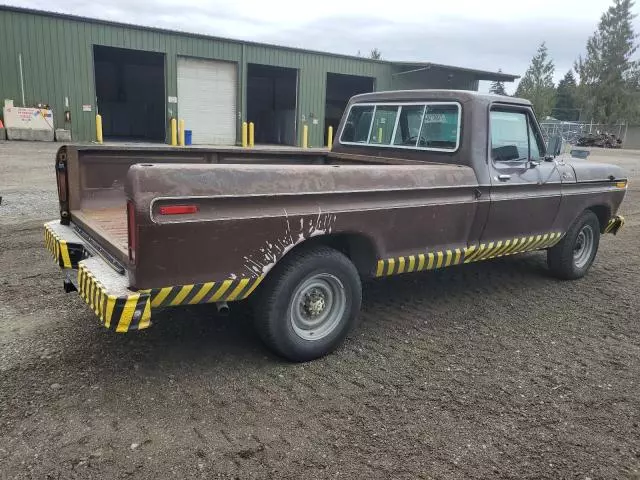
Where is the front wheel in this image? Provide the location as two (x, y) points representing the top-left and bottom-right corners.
(547, 210), (600, 280)
(254, 246), (362, 362)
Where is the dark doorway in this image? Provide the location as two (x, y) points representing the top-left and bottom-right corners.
(325, 73), (374, 144)
(247, 64), (298, 145)
(93, 46), (165, 141)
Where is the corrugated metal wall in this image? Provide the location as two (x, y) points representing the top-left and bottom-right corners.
(0, 7), (392, 145)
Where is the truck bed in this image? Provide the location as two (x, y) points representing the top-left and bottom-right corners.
(60, 145), (334, 266)
(71, 207), (128, 257)
(59, 144), (424, 270)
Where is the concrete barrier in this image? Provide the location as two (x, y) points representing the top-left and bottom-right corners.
(55, 129), (72, 142)
(6, 128), (54, 141)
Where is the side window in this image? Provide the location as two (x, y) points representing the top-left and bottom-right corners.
(341, 102), (461, 151)
(419, 104), (460, 150)
(528, 121), (543, 160)
(369, 106), (399, 145)
(490, 110), (529, 161)
(340, 105), (374, 143)
(393, 105), (425, 146)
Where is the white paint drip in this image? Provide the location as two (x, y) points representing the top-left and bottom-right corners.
(242, 209), (337, 276)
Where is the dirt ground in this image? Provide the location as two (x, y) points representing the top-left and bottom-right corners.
(1, 142), (639, 480)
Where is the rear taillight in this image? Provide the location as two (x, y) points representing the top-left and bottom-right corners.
(56, 162), (67, 202)
(127, 201), (137, 263)
(159, 204), (199, 215)
(56, 159), (70, 224)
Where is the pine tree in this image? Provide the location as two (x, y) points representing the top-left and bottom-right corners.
(489, 69), (507, 95)
(515, 42), (556, 120)
(554, 70), (579, 121)
(575, 0), (640, 123)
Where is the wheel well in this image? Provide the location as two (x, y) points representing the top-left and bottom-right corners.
(587, 205), (610, 232)
(279, 233), (379, 277)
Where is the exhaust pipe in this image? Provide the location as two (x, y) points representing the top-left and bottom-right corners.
(216, 302), (230, 316)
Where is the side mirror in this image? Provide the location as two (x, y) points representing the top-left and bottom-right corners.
(547, 135), (563, 157)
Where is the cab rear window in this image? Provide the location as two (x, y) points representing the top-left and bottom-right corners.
(340, 102), (461, 152)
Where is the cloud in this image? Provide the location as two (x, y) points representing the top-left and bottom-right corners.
(256, 15), (621, 83)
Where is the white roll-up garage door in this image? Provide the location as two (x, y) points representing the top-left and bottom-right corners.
(177, 57), (237, 145)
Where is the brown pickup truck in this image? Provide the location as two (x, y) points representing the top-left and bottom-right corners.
(44, 90), (627, 361)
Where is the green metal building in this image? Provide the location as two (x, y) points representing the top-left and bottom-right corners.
(0, 6), (517, 146)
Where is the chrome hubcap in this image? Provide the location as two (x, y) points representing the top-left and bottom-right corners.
(573, 225), (594, 269)
(290, 273), (346, 341)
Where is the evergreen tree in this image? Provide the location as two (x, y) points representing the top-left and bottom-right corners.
(554, 70), (579, 121)
(515, 42), (556, 119)
(575, 0), (640, 123)
(489, 69), (507, 95)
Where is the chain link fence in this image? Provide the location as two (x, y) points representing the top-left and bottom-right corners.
(539, 121), (627, 147)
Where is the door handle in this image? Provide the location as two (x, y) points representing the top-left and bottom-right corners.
(498, 174), (511, 181)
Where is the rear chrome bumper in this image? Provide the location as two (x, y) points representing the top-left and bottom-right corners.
(604, 215), (625, 235)
(44, 221), (151, 332)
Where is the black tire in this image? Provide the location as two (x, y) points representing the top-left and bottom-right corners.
(547, 210), (600, 280)
(254, 246), (362, 362)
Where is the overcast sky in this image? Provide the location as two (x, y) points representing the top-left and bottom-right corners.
(4, 0), (640, 93)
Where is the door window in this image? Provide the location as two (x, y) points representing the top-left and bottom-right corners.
(490, 111), (529, 162)
(490, 110), (545, 162)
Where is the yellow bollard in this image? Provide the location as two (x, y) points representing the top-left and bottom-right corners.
(327, 126), (333, 149)
(303, 124), (308, 148)
(378, 127), (383, 143)
(95, 114), (103, 144)
(249, 122), (255, 147)
(242, 122), (248, 148)
(170, 118), (177, 146)
(178, 119), (185, 146)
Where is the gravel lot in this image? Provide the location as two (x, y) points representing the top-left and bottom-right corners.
(1, 141), (639, 479)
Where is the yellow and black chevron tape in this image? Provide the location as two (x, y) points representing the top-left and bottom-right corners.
(375, 232), (563, 277)
(78, 264), (152, 332)
(78, 265), (264, 332)
(604, 215), (625, 234)
(44, 223), (73, 268)
(145, 276), (264, 309)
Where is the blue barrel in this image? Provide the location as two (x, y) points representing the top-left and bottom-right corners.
(184, 129), (193, 145)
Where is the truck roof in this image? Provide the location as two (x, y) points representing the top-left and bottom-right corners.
(351, 89), (532, 106)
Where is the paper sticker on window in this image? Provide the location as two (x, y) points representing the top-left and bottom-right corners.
(424, 113), (446, 123)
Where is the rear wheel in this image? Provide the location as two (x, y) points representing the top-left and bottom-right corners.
(254, 246), (362, 362)
(547, 210), (600, 280)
